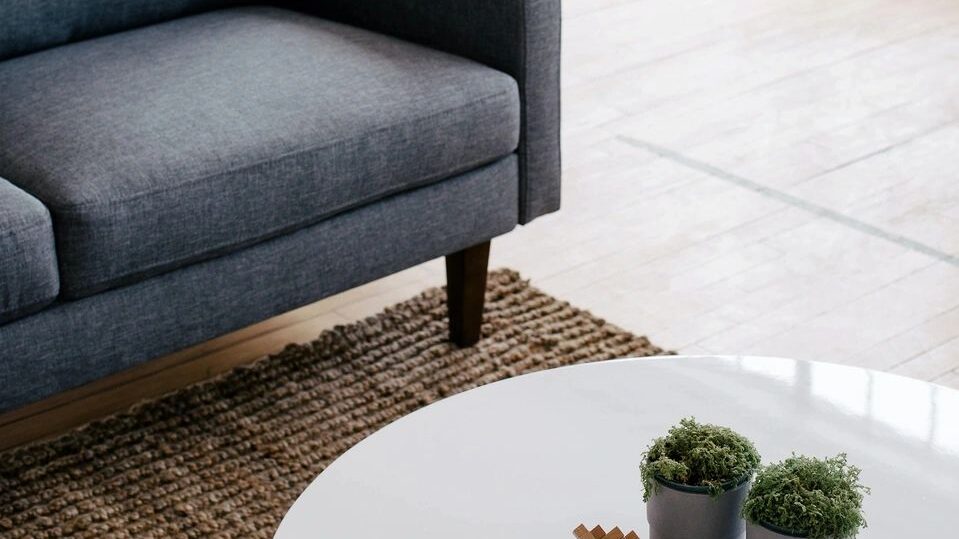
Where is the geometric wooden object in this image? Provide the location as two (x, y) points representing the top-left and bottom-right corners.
(572, 524), (639, 539)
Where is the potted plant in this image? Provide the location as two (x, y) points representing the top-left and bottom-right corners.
(640, 417), (761, 539)
(742, 453), (869, 539)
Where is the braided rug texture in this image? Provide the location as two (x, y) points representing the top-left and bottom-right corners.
(0, 270), (667, 538)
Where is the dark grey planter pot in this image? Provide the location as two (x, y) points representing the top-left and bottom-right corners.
(745, 522), (829, 539)
(646, 476), (751, 539)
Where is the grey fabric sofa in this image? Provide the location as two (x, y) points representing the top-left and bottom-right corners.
(0, 1), (560, 413)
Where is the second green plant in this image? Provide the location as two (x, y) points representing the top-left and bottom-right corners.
(742, 453), (869, 539)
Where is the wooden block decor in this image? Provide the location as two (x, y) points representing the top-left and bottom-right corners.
(573, 524), (640, 539)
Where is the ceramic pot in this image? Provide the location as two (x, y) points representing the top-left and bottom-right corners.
(745, 521), (827, 539)
(646, 475), (751, 539)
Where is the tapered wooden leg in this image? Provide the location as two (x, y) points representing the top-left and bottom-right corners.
(445, 240), (490, 347)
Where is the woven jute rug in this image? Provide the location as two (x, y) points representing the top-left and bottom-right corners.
(0, 270), (667, 538)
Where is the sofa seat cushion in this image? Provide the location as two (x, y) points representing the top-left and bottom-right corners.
(0, 6), (520, 299)
(0, 179), (59, 324)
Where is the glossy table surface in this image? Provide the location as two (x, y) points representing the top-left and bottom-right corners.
(274, 356), (959, 538)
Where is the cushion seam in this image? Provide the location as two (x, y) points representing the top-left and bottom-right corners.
(0, 296), (57, 325)
(59, 153), (518, 298)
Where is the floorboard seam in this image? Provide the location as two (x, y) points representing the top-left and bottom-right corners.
(616, 135), (959, 267)
(793, 120), (957, 186)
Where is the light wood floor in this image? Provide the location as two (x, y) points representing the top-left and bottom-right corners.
(4, 0), (959, 450)
(333, 0), (959, 389)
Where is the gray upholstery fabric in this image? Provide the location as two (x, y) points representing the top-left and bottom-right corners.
(0, 156), (519, 413)
(286, 0), (562, 223)
(0, 7), (520, 299)
(0, 178), (59, 324)
(0, 0), (242, 61)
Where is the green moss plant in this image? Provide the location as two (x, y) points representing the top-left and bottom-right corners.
(742, 454), (869, 538)
(640, 417), (760, 501)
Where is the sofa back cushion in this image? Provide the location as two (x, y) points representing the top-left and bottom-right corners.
(0, 0), (245, 61)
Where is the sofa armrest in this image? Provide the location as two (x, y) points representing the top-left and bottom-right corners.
(292, 0), (561, 223)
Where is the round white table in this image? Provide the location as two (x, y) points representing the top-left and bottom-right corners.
(274, 356), (959, 538)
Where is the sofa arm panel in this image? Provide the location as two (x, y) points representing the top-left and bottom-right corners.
(288, 0), (561, 223)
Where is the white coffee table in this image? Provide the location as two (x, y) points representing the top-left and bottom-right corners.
(274, 356), (959, 537)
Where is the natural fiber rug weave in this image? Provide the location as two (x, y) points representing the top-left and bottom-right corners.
(0, 270), (667, 538)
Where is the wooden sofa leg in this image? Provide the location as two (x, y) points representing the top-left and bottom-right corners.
(445, 240), (491, 347)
